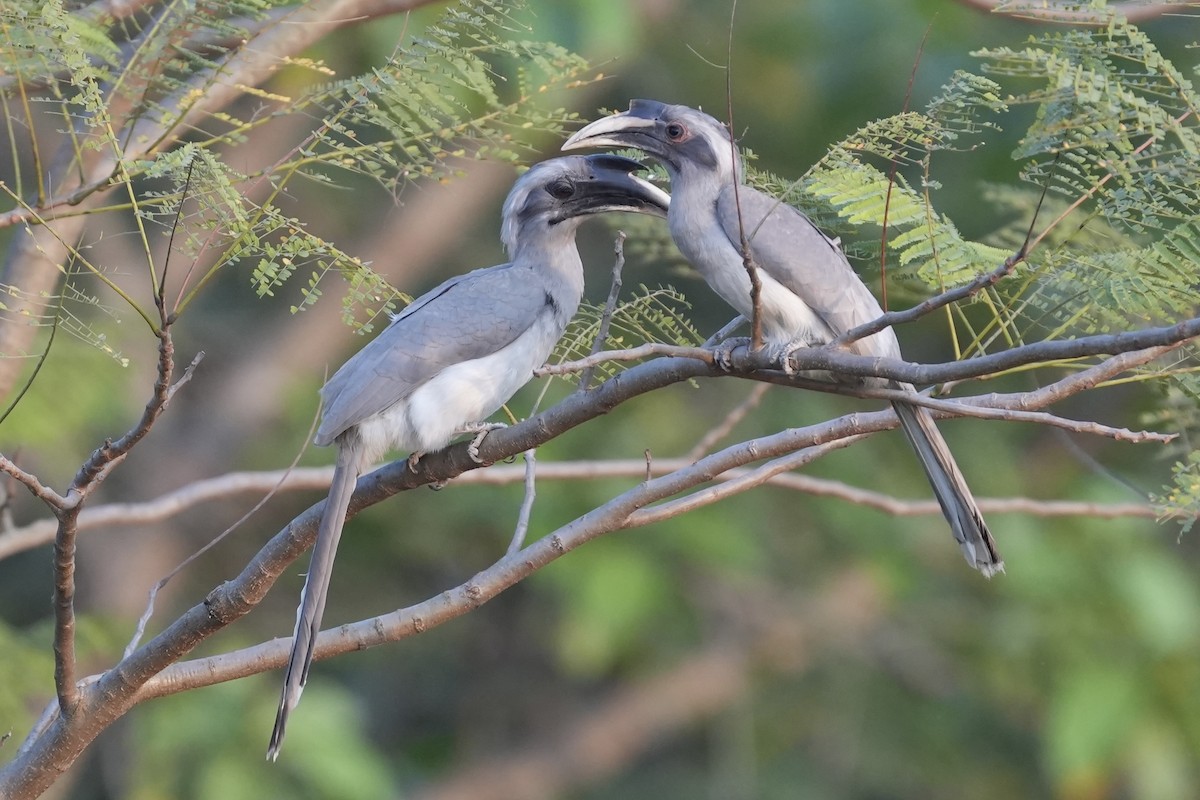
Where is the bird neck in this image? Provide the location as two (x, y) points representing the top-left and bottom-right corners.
(507, 220), (586, 294)
(667, 164), (727, 232)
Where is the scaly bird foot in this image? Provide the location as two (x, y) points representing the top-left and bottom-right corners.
(712, 336), (752, 372)
(461, 422), (509, 465)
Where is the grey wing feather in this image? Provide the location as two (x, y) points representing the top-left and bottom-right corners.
(715, 185), (900, 359)
(316, 262), (554, 444)
(714, 189), (1001, 575)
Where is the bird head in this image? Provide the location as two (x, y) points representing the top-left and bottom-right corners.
(561, 100), (739, 183)
(501, 154), (670, 255)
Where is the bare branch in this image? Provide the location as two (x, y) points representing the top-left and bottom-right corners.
(409, 570), (882, 800)
(127, 341), (1180, 705)
(686, 382), (770, 460)
(507, 449), (538, 556)
(705, 316), (748, 346)
(537, 342), (713, 375)
(2, 331), (1184, 792)
(630, 434), (871, 527)
(123, 401), (320, 657)
(778, 317), (1200, 387)
(838, 385), (1175, 444)
(1, 345), (1182, 562)
(0, 455), (65, 508)
(130, 417), (887, 702)
(50, 331), (199, 718)
(51, 517), (80, 715)
(579, 232), (626, 390)
(831, 256), (1022, 349)
(543, 315), (1198, 390)
(721, 0), (764, 351)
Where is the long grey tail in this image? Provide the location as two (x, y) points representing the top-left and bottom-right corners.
(267, 430), (365, 761)
(892, 397), (1003, 576)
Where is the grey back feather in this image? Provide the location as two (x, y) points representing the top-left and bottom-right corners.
(316, 261), (562, 445)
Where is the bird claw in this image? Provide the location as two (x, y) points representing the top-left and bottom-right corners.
(407, 451), (425, 472)
(778, 348), (797, 375)
(463, 422), (508, 464)
(712, 336), (752, 372)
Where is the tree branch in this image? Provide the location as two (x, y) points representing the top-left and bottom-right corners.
(543, 315), (1198, 390)
(830, 256), (1022, 349)
(409, 569), (883, 800)
(0, 455), (66, 508)
(0, 346), (1181, 562)
(116, 342), (1176, 702)
(686, 382), (770, 460)
(1, 327), (1186, 794)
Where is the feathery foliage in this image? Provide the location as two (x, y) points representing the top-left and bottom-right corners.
(718, 13), (1200, 524)
(551, 285), (704, 382)
(972, 13), (1200, 522)
(0, 0), (596, 338)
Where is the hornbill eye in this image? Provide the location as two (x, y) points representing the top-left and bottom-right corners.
(665, 122), (687, 142)
(545, 178), (575, 200)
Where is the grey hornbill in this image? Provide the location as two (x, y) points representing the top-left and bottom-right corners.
(563, 100), (1002, 576)
(268, 154), (670, 760)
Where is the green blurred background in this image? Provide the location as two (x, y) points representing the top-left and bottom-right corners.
(2, 1), (1198, 798)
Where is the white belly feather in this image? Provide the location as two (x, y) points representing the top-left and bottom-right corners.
(356, 313), (557, 461)
(672, 197), (834, 350)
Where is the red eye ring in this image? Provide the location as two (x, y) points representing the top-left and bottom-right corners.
(665, 122), (686, 141)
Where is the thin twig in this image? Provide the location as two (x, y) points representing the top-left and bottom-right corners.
(538, 342), (713, 375)
(750, 471), (1158, 520)
(631, 434), (872, 527)
(69, 333), (177, 498)
(831, 257), (1021, 349)
(507, 449), (537, 556)
(868, 388), (1174, 443)
(0, 264), (67, 428)
(686, 382), (770, 461)
(156, 153), (197, 314)
(879, 22), (934, 311)
(1026, 110), (1193, 256)
(0, 455), (66, 507)
(123, 400), (321, 657)
(837, 172), (1052, 350)
(164, 352), (204, 405)
(723, 0), (763, 351)
(705, 316), (746, 346)
(579, 232), (627, 390)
